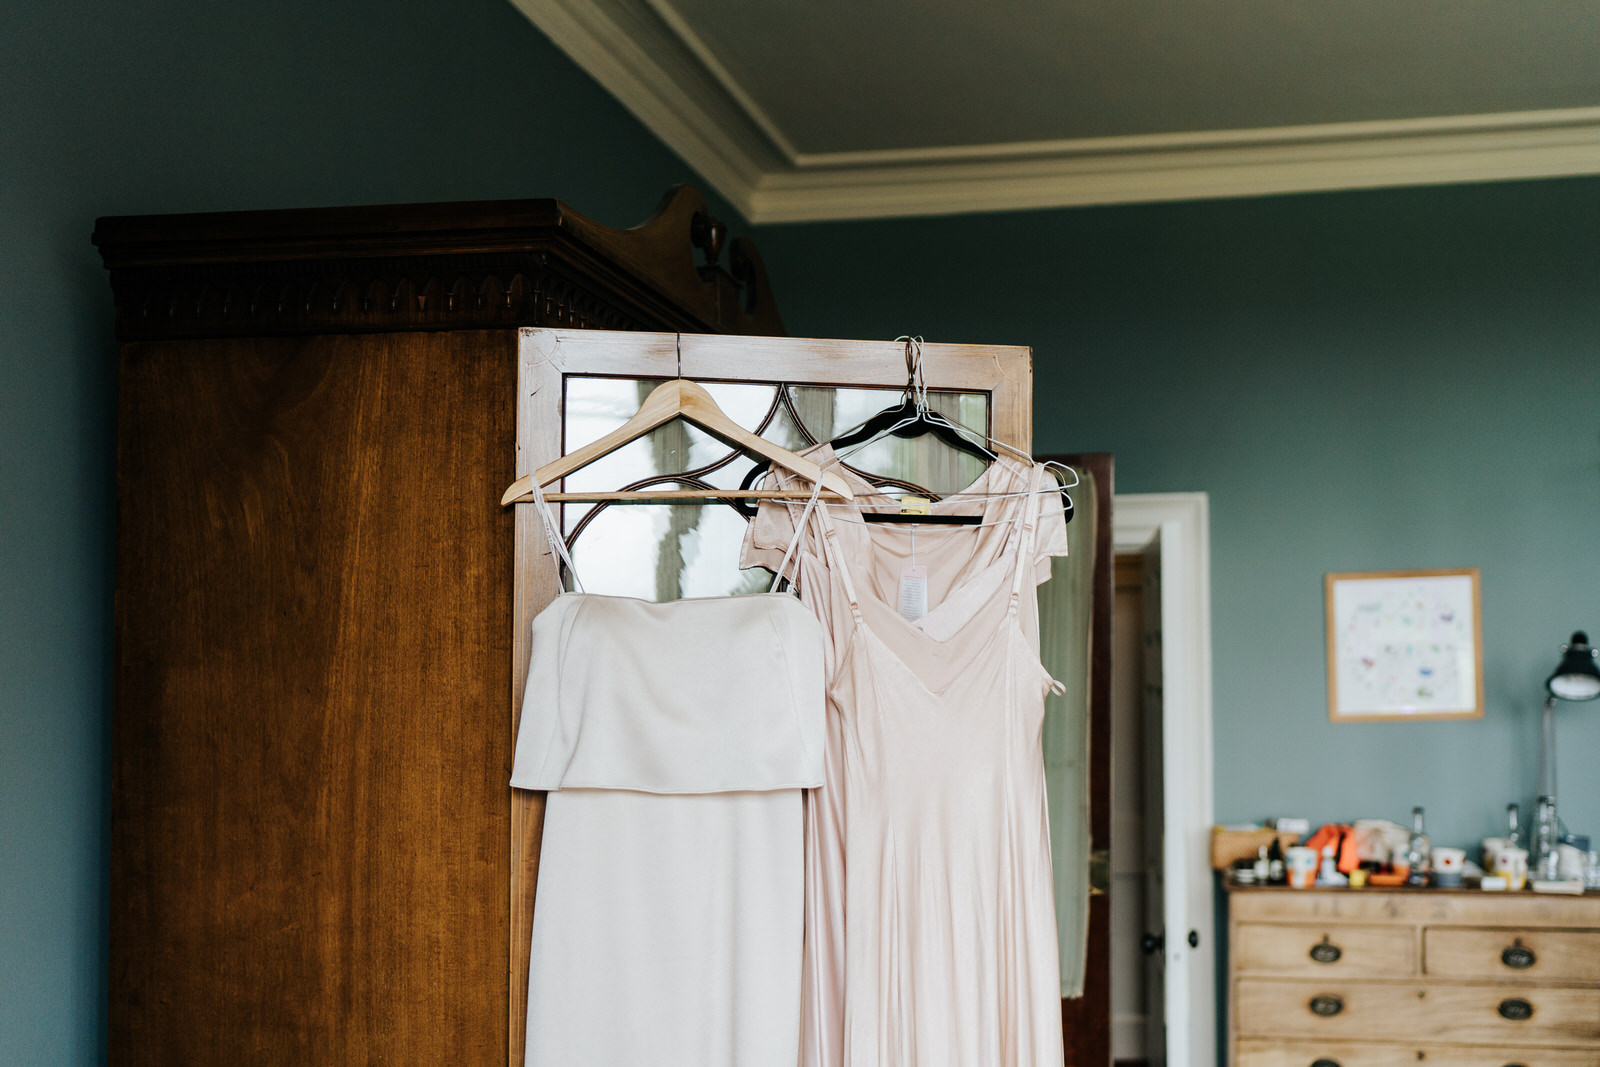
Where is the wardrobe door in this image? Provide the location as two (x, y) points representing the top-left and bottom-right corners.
(508, 328), (1040, 1064)
(112, 330), (516, 1064)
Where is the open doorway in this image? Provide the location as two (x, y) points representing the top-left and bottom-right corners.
(1111, 495), (1216, 1067)
(1111, 550), (1152, 1064)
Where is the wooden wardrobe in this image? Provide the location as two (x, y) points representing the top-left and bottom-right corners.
(94, 186), (782, 1065)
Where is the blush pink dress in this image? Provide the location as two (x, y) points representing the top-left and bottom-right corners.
(743, 454), (1068, 1067)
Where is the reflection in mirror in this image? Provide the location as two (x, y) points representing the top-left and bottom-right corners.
(797, 387), (990, 498)
(559, 376), (994, 602)
(566, 488), (775, 600)
(761, 401), (811, 454)
(561, 378), (779, 493)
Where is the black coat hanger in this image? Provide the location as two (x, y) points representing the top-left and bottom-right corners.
(733, 337), (1070, 525)
(731, 447), (1072, 525)
(828, 395), (998, 465)
(730, 390), (990, 524)
(832, 398), (987, 524)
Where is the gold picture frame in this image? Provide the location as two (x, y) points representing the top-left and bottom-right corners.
(1325, 568), (1483, 723)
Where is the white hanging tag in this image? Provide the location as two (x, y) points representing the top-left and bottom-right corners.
(897, 565), (928, 621)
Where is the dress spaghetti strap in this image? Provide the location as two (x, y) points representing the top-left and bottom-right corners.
(526, 472), (584, 594)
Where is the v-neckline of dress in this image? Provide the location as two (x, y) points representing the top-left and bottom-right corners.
(812, 450), (1028, 641)
(848, 550), (1012, 644)
(848, 610), (1020, 697)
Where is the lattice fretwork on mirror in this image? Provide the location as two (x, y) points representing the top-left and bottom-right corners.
(559, 377), (989, 601)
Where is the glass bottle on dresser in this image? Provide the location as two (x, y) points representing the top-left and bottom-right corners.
(1533, 797), (1562, 882)
(1405, 806), (1431, 886)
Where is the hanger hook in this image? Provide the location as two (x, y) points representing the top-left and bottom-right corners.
(675, 332), (682, 377)
(894, 334), (928, 410)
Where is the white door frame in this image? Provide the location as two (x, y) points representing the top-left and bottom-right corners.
(1113, 492), (1215, 1067)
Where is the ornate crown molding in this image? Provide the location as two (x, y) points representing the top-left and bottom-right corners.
(512, 0), (1600, 222)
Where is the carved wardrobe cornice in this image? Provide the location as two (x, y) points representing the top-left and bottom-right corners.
(93, 185), (783, 340)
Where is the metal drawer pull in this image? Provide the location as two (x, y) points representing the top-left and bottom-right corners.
(1497, 998), (1534, 1021)
(1311, 1059), (1341, 1067)
(1501, 939), (1536, 969)
(1309, 935), (1343, 964)
(1309, 994), (1345, 1017)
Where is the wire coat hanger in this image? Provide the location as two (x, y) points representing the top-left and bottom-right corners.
(737, 336), (1078, 525)
(737, 337), (991, 523)
(839, 337), (1072, 525)
(830, 338), (997, 466)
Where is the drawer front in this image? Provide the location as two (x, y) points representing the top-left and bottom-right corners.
(1426, 927), (1600, 984)
(1237, 1038), (1600, 1067)
(1236, 979), (1600, 1046)
(1230, 888), (1600, 928)
(1236, 1039), (1418, 1067)
(1236, 923), (1416, 977)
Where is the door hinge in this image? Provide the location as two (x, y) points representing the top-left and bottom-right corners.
(1088, 849), (1111, 895)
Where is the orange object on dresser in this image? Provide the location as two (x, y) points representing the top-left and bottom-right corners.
(1304, 824), (1364, 873)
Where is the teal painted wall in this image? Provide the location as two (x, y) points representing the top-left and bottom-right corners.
(0, 1), (711, 1061)
(755, 178), (1600, 851)
(6, 0), (1600, 1059)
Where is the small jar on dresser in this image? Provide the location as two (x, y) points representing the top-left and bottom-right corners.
(1227, 884), (1600, 1067)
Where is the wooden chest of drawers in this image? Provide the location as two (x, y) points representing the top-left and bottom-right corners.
(1227, 886), (1600, 1067)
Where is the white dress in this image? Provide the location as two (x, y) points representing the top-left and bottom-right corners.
(511, 482), (827, 1067)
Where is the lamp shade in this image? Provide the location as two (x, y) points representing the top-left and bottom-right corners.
(1547, 631), (1600, 701)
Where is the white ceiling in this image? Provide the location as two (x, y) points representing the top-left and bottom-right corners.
(512, 0), (1600, 222)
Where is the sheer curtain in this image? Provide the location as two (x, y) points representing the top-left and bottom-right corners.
(1038, 467), (1097, 997)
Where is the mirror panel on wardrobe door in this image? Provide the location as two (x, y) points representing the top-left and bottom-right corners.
(560, 377), (774, 496)
(795, 385), (990, 497)
(559, 376), (990, 602)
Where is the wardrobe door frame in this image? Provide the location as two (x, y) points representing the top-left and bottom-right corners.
(507, 327), (1033, 1065)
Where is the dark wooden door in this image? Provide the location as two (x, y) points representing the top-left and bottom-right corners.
(1040, 453), (1114, 1067)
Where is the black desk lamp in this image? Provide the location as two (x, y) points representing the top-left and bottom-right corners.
(1535, 631), (1600, 880)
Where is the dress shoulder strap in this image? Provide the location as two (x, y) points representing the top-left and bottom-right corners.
(767, 474), (829, 594)
(811, 498), (864, 624)
(528, 473), (585, 594)
(1007, 464), (1049, 616)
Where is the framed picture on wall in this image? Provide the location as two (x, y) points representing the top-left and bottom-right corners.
(1325, 568), (1483, 722)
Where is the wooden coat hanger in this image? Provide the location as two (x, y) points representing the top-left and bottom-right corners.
(501, 378), (856, 505)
